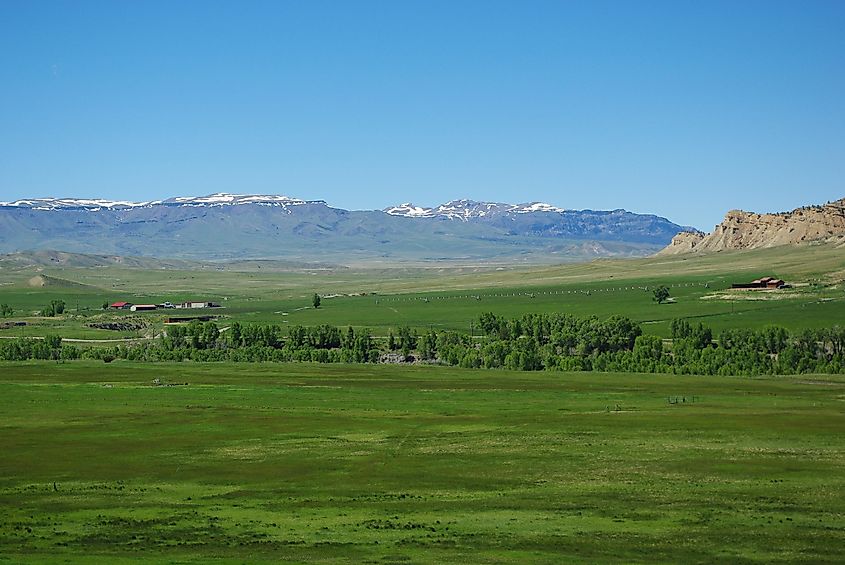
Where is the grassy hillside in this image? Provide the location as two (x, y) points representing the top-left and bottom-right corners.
(0, 362), (842, 563)
(0, 242), (842, 341)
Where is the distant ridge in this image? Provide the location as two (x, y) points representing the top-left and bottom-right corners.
(383, 199), (567, 220)
(0, 192), (690, 263)
(0, 192), (325, 211)
(658, 198), (845, 255)
(0, 250), (344, 272)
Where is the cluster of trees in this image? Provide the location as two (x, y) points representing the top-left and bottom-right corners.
(668, 323), (845, 375)
(457, 314), (844, 375)
(1, 313), (844, 375)
(0, 303), (12, 317)
(0, 335), (74, 361)
(82, 321), (381, 363)
(41, 300), (65, 317)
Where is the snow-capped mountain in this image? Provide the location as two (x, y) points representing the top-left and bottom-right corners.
(0, 193), (324, 211)
(384, 199), (567, 220)
(0, 192), (690, 263)
(0, 197), (159, 210)
(163, 193), (325, 208)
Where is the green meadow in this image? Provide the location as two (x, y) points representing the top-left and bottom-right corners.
(1, 243), (844, 341)
(1, 362), (843, 563)
(1, 243), (844, 562)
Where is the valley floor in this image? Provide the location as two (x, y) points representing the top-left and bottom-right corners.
(1, 362), (843, 563)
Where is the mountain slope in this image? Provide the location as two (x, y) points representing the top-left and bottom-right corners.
(658, 198), (845, 255)
(0, 193), (690, 263)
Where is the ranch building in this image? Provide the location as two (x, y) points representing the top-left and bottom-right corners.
(731, 277), (785, 290)
(176, 301), (219, 309)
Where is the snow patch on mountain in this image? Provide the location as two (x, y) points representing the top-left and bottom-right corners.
(0, 193), (326, 211)
(382, 203), (432, 217)
(383, 199), (567, 220)
(0, 198), (161, 210)
(165, 193), (322, 206)
(517, 202), (567, 214)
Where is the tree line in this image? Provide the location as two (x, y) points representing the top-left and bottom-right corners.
(1, 314), (844, 375)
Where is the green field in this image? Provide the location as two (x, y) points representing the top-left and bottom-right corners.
(1, 243), (845, 342)
(1, 362), (843, 563)
(1, 244), (845, 562)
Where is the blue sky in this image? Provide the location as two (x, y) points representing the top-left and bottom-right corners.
(1, 0), (843, 229)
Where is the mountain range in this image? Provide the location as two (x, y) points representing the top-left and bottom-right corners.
(0, 193), (692, 263)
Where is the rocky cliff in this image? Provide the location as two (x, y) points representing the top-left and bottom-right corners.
(658, 198), (845, 255)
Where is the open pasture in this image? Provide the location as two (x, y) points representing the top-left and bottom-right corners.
(2, 242), (844, 341)
(280, 279), (845, 337)
(3, 278), (843, 341)
(0, 362), (843, 563)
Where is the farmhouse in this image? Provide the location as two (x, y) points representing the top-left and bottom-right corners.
(109, 301), (132, 309)
(731, 277), (786, 290)
(130, 304), (158, 312)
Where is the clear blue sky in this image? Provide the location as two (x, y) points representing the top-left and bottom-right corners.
(1, 0), (843, 229)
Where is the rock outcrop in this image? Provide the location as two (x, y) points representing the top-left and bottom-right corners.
(658, 198), (845, 255)
(660, 231), (706, 254)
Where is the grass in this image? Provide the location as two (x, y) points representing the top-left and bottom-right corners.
(2, 242), (844, 340)
(1, 239), (843, 562)
(0, 361), (843, 563)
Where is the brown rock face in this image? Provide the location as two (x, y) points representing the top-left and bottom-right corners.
(658, 198), (845, 255)
(657, 231), (705, 255)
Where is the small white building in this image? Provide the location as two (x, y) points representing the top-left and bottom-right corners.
(177, 301), (217, 309)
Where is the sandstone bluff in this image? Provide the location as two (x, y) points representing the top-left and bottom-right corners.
(659, 198), (845, 255)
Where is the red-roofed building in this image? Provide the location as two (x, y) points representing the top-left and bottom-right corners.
(110, 301), (132, 309)
(732, 277), (786, 290)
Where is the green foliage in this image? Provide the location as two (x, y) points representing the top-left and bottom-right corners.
(40, 299), (66, 317)
(397, 326), (417, 357)
(312, 293), (321, 309)
(0, 303), (12, 317)
(670, 318), (712, 348)
(0, 334), (66, 361)
(653, 285), (670, 304)
(2, 310), (845, 376)
(418, 330), (437, 360)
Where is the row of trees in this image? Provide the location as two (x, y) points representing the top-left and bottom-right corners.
(151, 321), (378, 363)
(2, 314), (845, 375)
(0, 335), (72, 361)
